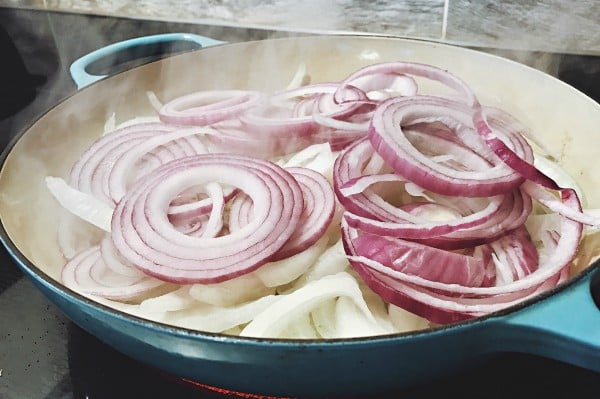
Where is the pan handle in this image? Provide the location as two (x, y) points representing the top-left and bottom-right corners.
(69, 33), (225, 89)
(493, 267), (600, 370)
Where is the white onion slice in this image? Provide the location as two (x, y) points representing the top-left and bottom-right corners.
(388, 304), (429, 332)
(164, 295), (281, 333)
(57, 211), (105, 260)
(279, 314), (320, 339)
(292, 239), (350, 289)
(188, 273), (274, 307)
(139, 286), (196, 313)
(46, 177), (113, 232)
(333, 296), (391, 338)
(310, 298), (338, 338)
(240, 272), (373, 338)
(255, 235), (329, 287)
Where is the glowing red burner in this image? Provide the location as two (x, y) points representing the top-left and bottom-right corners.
(178, 377), (296, 399)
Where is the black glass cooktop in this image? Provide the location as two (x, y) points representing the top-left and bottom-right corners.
(0, 6), (599, 399)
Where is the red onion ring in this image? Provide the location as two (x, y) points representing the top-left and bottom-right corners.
(368, 96), (527, 197)
(159, 90), (262, 126)
(334, 62), (475, 105)
(70, 123), (207, 204)
(111, 154), (304, 284)
(342, 188), (582, 324)
(62, 246), (165, 300)
(228, 167), (336, 261)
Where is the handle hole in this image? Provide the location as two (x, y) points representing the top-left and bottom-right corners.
(85, 40), (202, 76)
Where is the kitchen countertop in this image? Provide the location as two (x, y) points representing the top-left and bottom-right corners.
(1, 0), (600, 55)
(0, 5), (599, 399)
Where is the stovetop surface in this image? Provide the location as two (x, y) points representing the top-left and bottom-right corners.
(1, 7), (599, 399)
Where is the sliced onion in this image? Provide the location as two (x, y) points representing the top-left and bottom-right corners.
(388, 304), (430, 332)
(52, 60), (598, 335)
(239, 85), (334, 137)
(334, 62), (475, 105)
(343, 198), (582, 324)
(61, 246), (166, 300)
(309, 298), (338, 338)
(57, 211), (105, 260)
(351, 232), (494, 288)
(255, 235), (329, 287)
(333, 296), (393, 338)
(188, 273), (274, 307)
(100, 236), (144, 277)
(70, 122), (176, 203)
(111, 154), (304, 284)
(272, 167), (336, 260)
(292, 238), (350, 289)
(167, 185), (237, 224)
(107, 127), (210, 203)
(139, 286), (196, 313)
(228, 166), (336, 261)
(70, 123), (206, 205)
(159, 90), (262, 126)
(368, 96), (526, 197)
(46, 177), (113, 232)
(239, 272), (374, 338)
(164, 295), (281, 333)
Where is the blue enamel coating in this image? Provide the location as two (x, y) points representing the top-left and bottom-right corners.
(490, 267), (600, 369)
(69, 33), (225, 89)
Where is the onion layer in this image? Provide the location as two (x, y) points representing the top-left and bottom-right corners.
(111, 154), (305, 283)
(51, 60), (597, 335)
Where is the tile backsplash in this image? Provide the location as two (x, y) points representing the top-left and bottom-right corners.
(1, 0), (599, 54)
(445, 0), (600, 54)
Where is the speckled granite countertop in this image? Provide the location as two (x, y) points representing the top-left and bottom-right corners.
(2, 0), (599, 55)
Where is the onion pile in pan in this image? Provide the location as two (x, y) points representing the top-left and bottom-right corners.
(47, 61), (600, 338)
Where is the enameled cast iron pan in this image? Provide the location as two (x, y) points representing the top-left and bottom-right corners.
(1, 35), (599, 398)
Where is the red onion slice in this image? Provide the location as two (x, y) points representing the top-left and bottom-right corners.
(111, 154), (304, 284)
(167, 185), (237, 224)
(349, 72), (418, 99)
(271, 167), (336, 260)
(342, 188), (582, 324)
(471, 100), (600, 227)
(107, 127), (210, 202)
(70, 122), (177, 203)
(159, 90), (262, 126)
(352, 232), (493, 288)
(368, 96), (526, 197)
(341, 190), (525, 244)
(239, 83), (367, 138)
(62, 246), (165, 300)
(70, 123), (207, 205)
(228, 166), (336, 261)
(334, 62), (475, 105)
